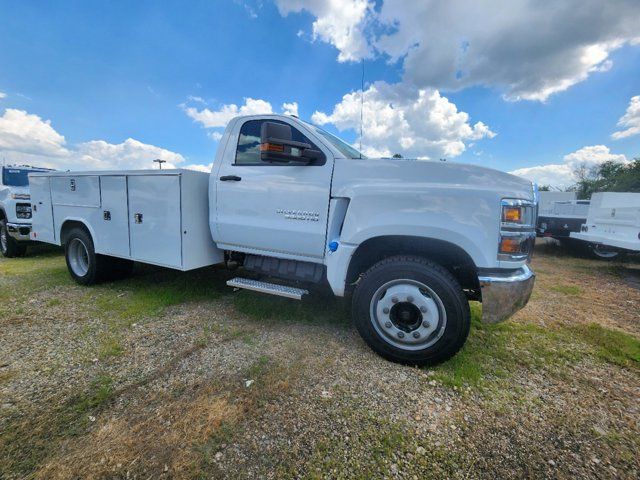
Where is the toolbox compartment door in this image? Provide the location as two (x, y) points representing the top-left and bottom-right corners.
(128, 175), (182, 268)
(29, 176), (56, 243)
(94, 176), (131, 258)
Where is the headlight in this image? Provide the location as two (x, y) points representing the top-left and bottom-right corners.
(499, 198), (536, 261)
(16, 203), (32, 219)
(501, 199), (535, 227)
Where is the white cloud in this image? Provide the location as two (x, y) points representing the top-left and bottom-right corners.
(210, 131), (223, 141)
(0, 108), (190, 171)
(510, 145), (628, 188)
(184, 97), (274, 129)
(182, 163), (212, 173)
(0, 92), (6, 99)
(312, 81), (495, 159)
(282, 101), (299, 116)
(275, 0), (373, 62)
(612, 95), (640, 139)
(278, 0), (640, 101)
(0, 108), (69, 157)
(71, 138), (184, 170)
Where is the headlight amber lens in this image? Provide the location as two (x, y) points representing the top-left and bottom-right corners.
(502, 206), (522, 223)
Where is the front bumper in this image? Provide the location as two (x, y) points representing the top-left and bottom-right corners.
(478, 265), (535, 323)
(6, 222), (32, 242)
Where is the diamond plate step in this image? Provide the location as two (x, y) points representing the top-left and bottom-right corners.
(227, 277), (308, 300)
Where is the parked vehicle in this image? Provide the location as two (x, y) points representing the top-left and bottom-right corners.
(537, 191), (622, 259)
(0, 165), (53, 257)
(30, 115), (537, 365)
(571, 192), (640, 255)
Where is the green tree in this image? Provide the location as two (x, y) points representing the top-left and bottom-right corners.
(573, 158), (640, 199)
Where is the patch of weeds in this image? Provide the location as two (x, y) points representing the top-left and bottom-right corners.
(0, 374), (114, 477)
(549, 284), (583, 296)
(97, 334), (124, 359)
(46, 298), (62, 307)
(568, 323), (639, 369)
(430, 303), (585, 390)
(234, 290), (349, 326)
(90, 266), (229, 325)
(281, 408), (468, 479)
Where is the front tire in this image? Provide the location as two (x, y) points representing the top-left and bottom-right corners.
(0, 220), (27, 258)
(352, 256), (470, 366)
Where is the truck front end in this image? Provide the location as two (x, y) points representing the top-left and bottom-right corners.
(0, 166), (52, 257)
(478, 185), (538, 323)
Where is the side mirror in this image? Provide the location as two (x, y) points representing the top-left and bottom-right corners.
(260, 122), (325, 164)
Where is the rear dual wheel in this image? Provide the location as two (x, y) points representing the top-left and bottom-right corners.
(352, 256), (470, 366)
(65, 227), (133, 284)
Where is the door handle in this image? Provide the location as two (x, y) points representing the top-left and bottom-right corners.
(219, 175), (242, 182)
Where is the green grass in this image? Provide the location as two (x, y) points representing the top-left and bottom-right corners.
(549, 284), (583, 296)
(569, 323), (640, 369)
(0, 374), (115, 477)
(430, 304), (639, 390)
(279, 408), (467, 479)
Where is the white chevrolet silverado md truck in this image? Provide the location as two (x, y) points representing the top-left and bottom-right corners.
(0, 165), (53, 257)
(30, 115), (537, 365)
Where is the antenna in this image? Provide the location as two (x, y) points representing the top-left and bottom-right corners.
(359, 58), (364, 158)
(153, 159), (167, 170)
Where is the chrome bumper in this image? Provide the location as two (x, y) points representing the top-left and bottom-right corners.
(6, 222), (32, 242)
(478, 265), (535, 323)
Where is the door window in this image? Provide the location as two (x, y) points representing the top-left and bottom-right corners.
(235, 120), (322, 165)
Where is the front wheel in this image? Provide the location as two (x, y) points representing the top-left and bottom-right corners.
(352, 256), (470, 366)
(0, 220), (27, 258)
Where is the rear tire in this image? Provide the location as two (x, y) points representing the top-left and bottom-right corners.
(64, 227), (108, 285)
(0, 220), (27, 258)
(587, 243), (621, 261)
(352, 255), (470, 366)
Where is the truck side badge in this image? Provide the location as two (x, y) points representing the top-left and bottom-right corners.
(103, 210), (111, 221)
(134, 213), (143, 224)
(70, 179), (76, 191)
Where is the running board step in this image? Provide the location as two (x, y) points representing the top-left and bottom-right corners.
(227, 278), (308, 300)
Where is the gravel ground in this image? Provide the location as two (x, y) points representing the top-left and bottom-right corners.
(0, 241), (638, 479)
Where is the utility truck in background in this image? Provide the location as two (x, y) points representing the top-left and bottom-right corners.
(571, 192), (640, 256)
(30, 115), (537, 365)
(0, 165), (54, 257)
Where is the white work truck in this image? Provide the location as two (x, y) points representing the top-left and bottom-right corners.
(0, 165), (53, 257)
(30, 115), (537, 365)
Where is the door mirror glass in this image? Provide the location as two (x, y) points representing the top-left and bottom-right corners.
(260, 121), (324, 164)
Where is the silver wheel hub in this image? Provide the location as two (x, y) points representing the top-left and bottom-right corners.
(68, 238), (90, 277)
(370, 280), (446, 351)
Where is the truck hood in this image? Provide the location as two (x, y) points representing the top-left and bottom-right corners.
(331, 158), (534, 201)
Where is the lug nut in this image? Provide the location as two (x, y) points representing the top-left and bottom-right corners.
(422, 320), (430, 328)
(383, 307), (390, 314)
(397, 331), (405, 338)
(407, 296), (414, 302)
(413, 331), (421, 338)
(420, 306), (427, 313)
(391, 297), (398, 304)
(385, 321), (392, 328)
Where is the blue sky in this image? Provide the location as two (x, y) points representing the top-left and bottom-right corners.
(1, 0), (639, 187)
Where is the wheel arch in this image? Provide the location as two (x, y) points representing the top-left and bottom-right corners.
(0, 208), (6, 221)
(345, 235), (480, 297)
(59, 218), (95, 246)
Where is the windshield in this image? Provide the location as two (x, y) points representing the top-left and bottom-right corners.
(2, 168), (31, 187)
(304, 122), (366, 159)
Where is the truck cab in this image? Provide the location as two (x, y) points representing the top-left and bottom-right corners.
(30, 114), (537, 365)
(0, 165), (53, 257)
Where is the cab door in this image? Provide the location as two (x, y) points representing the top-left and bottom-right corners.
(215, 119), (333, 261)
